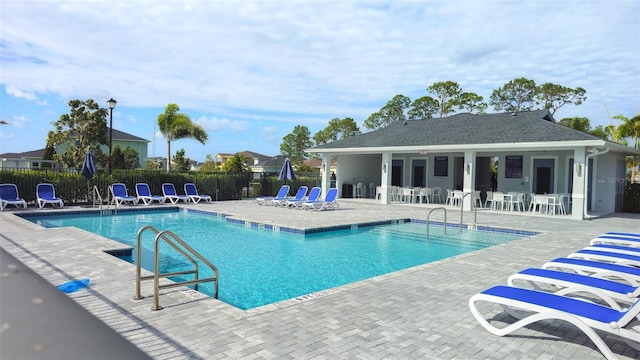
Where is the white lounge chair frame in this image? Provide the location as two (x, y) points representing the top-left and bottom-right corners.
(469, 285), (640, 360)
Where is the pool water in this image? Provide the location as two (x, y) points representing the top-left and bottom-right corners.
(24, 209), (525, 309)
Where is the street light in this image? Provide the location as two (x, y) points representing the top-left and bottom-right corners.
(107, 98), (117, 174)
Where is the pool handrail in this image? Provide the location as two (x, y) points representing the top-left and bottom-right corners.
(426, 207), (447, 238)
(460, 192), (478, 231)
(134, 225), (219, 311)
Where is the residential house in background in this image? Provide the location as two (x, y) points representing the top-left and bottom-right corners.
(0, 149), (58, 170)
(1, 129), (150, 170)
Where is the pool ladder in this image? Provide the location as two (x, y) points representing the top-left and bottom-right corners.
(93, 185), (117, 215)
(426, 196), (478, 238)
(426, 207), (448, 238)
(133, 225), (219, 311)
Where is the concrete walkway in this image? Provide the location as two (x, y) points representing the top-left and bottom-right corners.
(1, 199), (639, 359)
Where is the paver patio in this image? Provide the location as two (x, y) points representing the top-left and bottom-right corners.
(1, 199), (639, 359)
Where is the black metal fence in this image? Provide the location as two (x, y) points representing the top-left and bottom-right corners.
(0, 169), (321, 206)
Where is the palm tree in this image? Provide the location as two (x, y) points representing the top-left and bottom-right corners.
(157, 103), (208, 172)
(619, 114), (640, 182)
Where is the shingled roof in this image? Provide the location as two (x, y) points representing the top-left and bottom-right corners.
(312, 110), (603, 150)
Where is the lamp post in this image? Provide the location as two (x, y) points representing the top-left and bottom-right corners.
(107, 98), (117, 174)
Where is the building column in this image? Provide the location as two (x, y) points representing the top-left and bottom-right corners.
(571, 147), (587, 219)
(380, 152), (392, 204)
(321, 154), (331, 196)
(463, 151), (476, 211)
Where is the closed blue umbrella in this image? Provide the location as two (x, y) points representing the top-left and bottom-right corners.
(278, 157), (297, 184)
(81, 150), (96, 180)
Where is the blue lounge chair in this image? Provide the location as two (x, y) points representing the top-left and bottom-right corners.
(36, 183), (64, 209)
(162, 183), (190, 204)
(567, 249), (640, 267)
(0, 183), (27, 211)
(586, 243), (640, 256)
(276, 186), (307, 207)
(184, 183), (212, 204)
(286, 186), (321, 208)
(592, 234), (640, 246)
(542, 257), (640, 284)
(605, 231), (640, 239)
(135, 183), (165, 205)
(110, 183), (138, 206)
(508, 267), (640, 306)
(256, 185), (290, 205)
(469, 285), (640, 360)
(302, 188), (339, 211)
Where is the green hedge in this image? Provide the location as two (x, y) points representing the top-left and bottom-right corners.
(0, 169), (322, 206)
(623, 182), (640, 213)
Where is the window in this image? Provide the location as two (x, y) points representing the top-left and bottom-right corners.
(434, 156), (448, 177)
(505, 155), (523, 178)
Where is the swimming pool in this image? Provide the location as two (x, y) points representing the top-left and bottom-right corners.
(22, 209), (528, 309)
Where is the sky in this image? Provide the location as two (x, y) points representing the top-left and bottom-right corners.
(1, 0), (638, 162)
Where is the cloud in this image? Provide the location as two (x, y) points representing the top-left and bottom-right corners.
(196, 116), (248, 133)
(0, 0), (638, 158)
(5, 85), (37, 101)
(11, 115), (30, 128)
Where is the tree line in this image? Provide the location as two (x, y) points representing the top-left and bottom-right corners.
(42, 76), (638, 179)
(279, 78), (638, 177)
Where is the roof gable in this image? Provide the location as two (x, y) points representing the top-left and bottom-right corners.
(111, 129), (149, 143)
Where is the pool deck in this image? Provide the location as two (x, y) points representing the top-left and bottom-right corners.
(1, 199), (640, 359)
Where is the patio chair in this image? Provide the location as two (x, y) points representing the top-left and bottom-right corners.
(135, 183), (165, 205)
(302, 188), (339, 211)
(256, 185), (290, 205)
(483, 191), (493, 208)
(445, 189), (453, 206)
(490, 192), (505, 211)
(473, 190), (482, 208)
(451, 190), (463, 207)
(184, 183), (212, 204)
(0, 183), (27, 211)
(36, 183), (64, 209)
(416, 187), (431, 204)
(469, 285), (640, 360)
(275, 186), (307, 207)
(162, 183), (190, 204)
(110, 183), (139, 206)
(431, 187), (443, 203)
(368, 182), (375, 198)
(508, 193), (525, 212)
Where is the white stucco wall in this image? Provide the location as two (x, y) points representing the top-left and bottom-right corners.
(590, 152), (619, 214)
